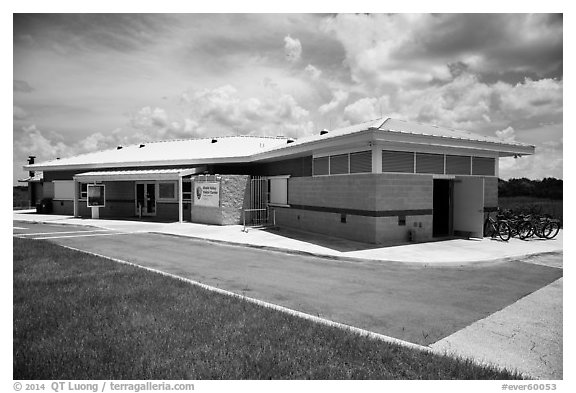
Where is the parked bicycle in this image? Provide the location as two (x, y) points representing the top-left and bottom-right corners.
(484, 212), (511, 241)
(497, 209), (531, 239)
(517, 215), (560, 240)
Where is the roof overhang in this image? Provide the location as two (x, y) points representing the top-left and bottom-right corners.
(18, 173), (43, 183)
(73, 167), (206, 182)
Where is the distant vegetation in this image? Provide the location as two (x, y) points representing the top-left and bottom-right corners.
(498, 178), (563, 221)
(13, 186), (30, 210)
(498, 178), (562, 200)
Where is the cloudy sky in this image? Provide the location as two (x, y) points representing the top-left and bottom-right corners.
(13, 13), (563, 184)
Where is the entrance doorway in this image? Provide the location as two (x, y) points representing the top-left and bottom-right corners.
(433, 179), (452, 237)
(453, 177), (485, 238)
(136, 182), (157, 216)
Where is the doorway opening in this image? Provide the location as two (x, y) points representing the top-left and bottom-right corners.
(433, 179), (452, 237)
(136, 182), (157, 216)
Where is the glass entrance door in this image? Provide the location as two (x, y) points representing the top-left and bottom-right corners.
(136, 182), (157, 216)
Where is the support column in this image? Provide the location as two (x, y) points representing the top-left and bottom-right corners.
(371, 144), (382, 173)
(73, 179), (79, 218)
(178, 176), (183, 223)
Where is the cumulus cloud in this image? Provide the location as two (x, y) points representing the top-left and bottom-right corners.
(321, 14), (562, 92)
(319, 90), (349, 114)
(179, 85), (311, 137)
(343, 97), (380, 123)
(495, 126), (516, 142)
(499, 138), (563, 180)
(13, 105), (29, 120)
(284, 35), (302, 63)
(305, 64), (322, 80)
(14, 124), (72, 162)
(340, 73), (562, 135)
(14, 79), (34, 93)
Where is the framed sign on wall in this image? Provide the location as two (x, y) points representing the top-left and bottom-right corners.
(87, 184), (105, 207)
(194, 181), (220, 207)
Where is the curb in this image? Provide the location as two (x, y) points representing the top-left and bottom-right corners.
(14, 216), (563, 267)
(150, 231), (563, 268)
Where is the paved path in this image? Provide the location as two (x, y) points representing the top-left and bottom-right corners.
(13, 211), (563, 265)
(432, 276), (562, 379)
(13, 219), (563, 378)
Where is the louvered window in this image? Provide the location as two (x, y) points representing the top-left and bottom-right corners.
(416, 153), (444, 174)
(330, 154), (349, 175)
(446, 155), (471, 175)
(313, 156), (329, 176)
(382, 150), (414, 173)
(350, 151), (372, 173)
(472, 157), (496, 176)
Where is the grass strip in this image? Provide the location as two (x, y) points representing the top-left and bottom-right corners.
(13, 237), (522, 380)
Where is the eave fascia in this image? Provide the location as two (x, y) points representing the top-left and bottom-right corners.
(373, 132), (535, 157)
(23, 155), (255, 172)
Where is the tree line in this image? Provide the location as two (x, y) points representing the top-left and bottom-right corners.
(498, 177), (563, 200)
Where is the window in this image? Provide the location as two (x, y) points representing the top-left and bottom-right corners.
(416, 153), (444, 174)
(269, 176), (289, 206)
(315, 150), (373, 176)
(313, 157), (329, 176)
(350, 151), (372, 173)
(182, 181), (192, 201)
(472, 157), (496, 176)
(79, 183), (88, 200)
(382, 150), (414, 173)
(158, 182), (176, 200)
(329, 154), (349, 175)
(53, 180), (75, 200)
(446, 155), (471, 175)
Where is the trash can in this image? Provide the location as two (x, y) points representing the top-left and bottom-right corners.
(40, 198), (53, 214)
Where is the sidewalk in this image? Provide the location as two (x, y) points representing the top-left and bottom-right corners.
(13, 210), (563, 265)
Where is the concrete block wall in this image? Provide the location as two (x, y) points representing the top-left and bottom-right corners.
(273, 207), (379, 244)
(374, 215), (433, 243)
(276, 173), (435, 244)
(483, 176), (498, 209)
(374, 173), (433, 211)
(289, 174), (377, 211)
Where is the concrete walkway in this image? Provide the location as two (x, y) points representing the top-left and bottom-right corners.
(431, 276), (563, 380)
(13, 210), (563, 265)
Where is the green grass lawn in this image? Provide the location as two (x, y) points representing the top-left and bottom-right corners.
(13, 237), (522, 380)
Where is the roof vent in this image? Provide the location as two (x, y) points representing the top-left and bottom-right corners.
(139, 143), (145, 148)
(56, 157), (60, 160)
(287, 138), (295, 144)
(211, 138), (218, 143)
(117, 145), (123, 150)
(320, 129), (329, 135)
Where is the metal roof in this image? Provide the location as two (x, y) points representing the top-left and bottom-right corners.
(74, 168), (205, 181)
(27, 135), (289, 171)
(25, 118), (535, 171)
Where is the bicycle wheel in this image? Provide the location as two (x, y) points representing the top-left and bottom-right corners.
(518, 221), (532, 240)
(544, 221), (560, 239)
(497, 221), (511, 241)
(534, 222), (547, 238)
